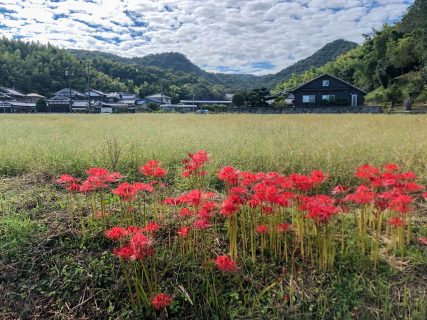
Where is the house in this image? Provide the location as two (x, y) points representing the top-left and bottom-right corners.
(285, 73), (366, 107)
(47, 89), (86, 112)
(0, 86), (27, 101)
(145, 93), (172, 105)
(84, 89), (106, 101)
(52, 88), (86, 99)
(26, 93), (47, 103)
(47, 95), (71, 112)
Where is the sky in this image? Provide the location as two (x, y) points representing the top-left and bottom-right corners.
(0, 0), (414, 75)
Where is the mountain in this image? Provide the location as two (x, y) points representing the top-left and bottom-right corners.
(70, 39), (357, 91)
(259, 39), (358, 88)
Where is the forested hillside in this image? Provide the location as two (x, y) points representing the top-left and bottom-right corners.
(273, 0), (427, 105)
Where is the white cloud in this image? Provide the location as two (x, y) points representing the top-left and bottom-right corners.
(0, 0), (414, 75)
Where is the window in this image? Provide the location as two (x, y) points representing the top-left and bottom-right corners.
(322, 80), (329, 87)
(302, 95), (315, 103)
(322, 95), (335, 101)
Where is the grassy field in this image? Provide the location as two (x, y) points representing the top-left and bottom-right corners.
(1, 114), (427, 185)
(1, 114), (427, 319)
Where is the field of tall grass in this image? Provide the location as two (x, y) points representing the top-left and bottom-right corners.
(1, 114), (427, 319)
(1, 114), (427, 185)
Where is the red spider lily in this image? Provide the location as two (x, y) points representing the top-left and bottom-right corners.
(79, 168), (122, 193)
(86, 167), (123, 182)
(133, 182), (155, 193)
(129, 233), (154, 258)
(256, 225), (269, 234)
(345, 185), (376, 204)
(418, 237), (427, 246)
(385, 163), (399, 172)
(139, 160), (167, 178)
(423, 192), (427, 199)
(300, 195), (339, 225)
(56, 174), (77, 185)
(112, 182), (137, 201)
(389, 217), (405, 227)
(332, 185), (349, 195)
(177, 226), (191, 238)
(310, 170), (328, 185)
(220, 197), (240, 217)
(399, 182), (423, 193)
(182, 150), (209, 177)
(289, 173), (315, 192)
(214, 255), (238, 272)
(179, 207), (193, 218)
(194, 219), (212, 229)
(388, 194), (413, 213)
(113, 245), (137, 260)
(105, 227), (128, 241)
(56, 174), (81, 192)
(218, 166), (240, 186)
(151, 293), (172, 310)
(164, 197), (182, 206)
(143, 222), (161, 233)
(126, 225), (143, 234)
(354, 164), (380, 182)
(277, 223), (292, 233)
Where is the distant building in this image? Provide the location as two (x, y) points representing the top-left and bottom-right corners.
(84, 89), (106, 101)
(145, 93), (172, 105)
(0, 86), (26, 101)
(285, 73), (366, 107)
(179, 99), (232, 106)
(26, 93), (47, 103)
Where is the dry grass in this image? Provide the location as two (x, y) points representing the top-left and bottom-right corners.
(0, 114), (426, 185)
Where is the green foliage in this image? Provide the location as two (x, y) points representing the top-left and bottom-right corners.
(35, 98), (47, 112)
(407, 69), (427, 103)
(384, 85), (404, 109)
(232, 92), (245, 107)
(247, 87), (269, 108)
(147, 102), (159, 111)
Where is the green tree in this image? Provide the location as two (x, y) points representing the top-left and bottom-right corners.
(232, 92), (245, 107)
(384, 85), (403, 110)
(35, 98), (47, 112)
(407, 70), (427, 103)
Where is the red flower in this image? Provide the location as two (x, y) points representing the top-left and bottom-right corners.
(151, 293), (172, 310)
(194, 219), (212, 229)
(418, 237), (427, 246)
(256, 225), (269, 234)
(179, 207), (193, 218)
(105, 227), (128, 241)
(332, 185), (349, 195)
(385, 163), (399, 172)
(345, 185), (376, 204)
(177, 226), (190, 238)
(143, 222), (161, 233)
(300, 195), (339, 224)
(182, 150), (209, 178)
(277, 223), (292, 233)
(218, 166), (240, 186)
(354, 164), (379, 182)
(214, 255), (238, 272)
(112, 182), (137, 201)
(140, 160), (167, 178)
(56, 174), (77, 185)
(389, 217), (405, 227)
(133, 182), (155, 193)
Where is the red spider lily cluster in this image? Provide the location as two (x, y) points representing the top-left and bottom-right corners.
(56, 152), (427, 310)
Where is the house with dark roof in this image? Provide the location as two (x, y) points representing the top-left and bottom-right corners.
(286, 73), (367, 107)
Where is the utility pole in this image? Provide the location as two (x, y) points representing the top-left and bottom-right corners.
(87, 62), (91, 113)
(65, 70), (72, 113)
